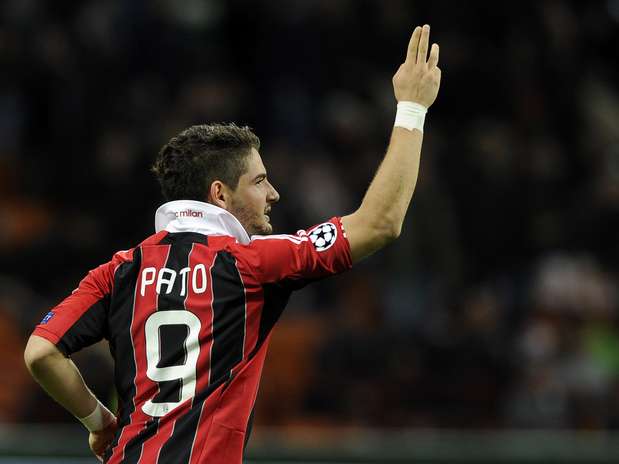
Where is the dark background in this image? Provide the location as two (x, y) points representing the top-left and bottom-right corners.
(1, 0), (619, 433)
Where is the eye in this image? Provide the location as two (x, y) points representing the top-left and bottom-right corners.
(256, 177), (266, 184)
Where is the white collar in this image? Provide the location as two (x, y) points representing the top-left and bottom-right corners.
(154, 200), (250, 244)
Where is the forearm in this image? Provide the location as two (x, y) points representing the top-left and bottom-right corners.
(25, 336), (98, 418)
(359, 127), (423, 236)
(342, 126), (423, 262)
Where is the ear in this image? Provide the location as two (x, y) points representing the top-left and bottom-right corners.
(207, 181), (230, 209)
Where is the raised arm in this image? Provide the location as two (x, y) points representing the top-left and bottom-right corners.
(341, 24), (441, 263)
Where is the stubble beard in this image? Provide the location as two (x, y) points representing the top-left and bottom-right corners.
(229, 200), (272, 236)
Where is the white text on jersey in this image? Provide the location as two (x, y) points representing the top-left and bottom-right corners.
(140, 265), (207, 296)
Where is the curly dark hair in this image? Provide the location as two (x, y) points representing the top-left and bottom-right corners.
(152, 123), (260, 202)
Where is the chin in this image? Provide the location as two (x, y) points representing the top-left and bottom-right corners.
(249, 222), (272, 236)
(261, 223), (273, 235)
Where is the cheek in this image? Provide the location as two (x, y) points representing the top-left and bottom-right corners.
(250, 187), (268, 209)
(236, 191), (263, 219)
(235, 185), (268, 215)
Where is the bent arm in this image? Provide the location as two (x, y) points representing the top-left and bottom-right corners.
(341, 24), (441, 263)
(24, 335), (99, 418)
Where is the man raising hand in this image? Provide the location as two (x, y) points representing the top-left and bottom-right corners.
(25, 25), (441, 463)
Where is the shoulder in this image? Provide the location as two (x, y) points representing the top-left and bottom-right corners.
(110, 230), (170, 264)
(99, 232), (167, 283)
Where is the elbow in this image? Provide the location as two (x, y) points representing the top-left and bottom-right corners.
(364, 208), (402, 244)
(24, 335), (60, 375)
(373, 221), (401, 248)
(380, 219), (402, 243)
(387, 222), (402, 241)
(24, 338), (42, 374)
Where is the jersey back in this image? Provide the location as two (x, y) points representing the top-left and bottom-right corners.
(33, 218), (352, 463)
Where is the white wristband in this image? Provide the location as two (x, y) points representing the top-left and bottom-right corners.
(394, 101), (427, 133)
(78, 401), (114, 432)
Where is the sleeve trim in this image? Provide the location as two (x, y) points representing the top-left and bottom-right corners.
(32, 326), (62, 345)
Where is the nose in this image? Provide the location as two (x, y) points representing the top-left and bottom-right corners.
(267, 181), (280, 203)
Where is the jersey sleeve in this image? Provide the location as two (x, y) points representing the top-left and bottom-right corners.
(32, 257), (117, 356)
(235, 216), (353, 284)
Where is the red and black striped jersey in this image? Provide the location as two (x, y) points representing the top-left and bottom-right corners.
(32, 201), (352, 463)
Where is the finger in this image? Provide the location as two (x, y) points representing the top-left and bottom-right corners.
(417, 24), (430, 64)
(427, 43), (439, 68)
(406, 26), (422, 63)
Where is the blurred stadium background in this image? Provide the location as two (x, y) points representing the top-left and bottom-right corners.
(1, 0), (619, 462)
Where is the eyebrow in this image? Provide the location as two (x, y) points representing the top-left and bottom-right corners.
(252, 173), (267, 181)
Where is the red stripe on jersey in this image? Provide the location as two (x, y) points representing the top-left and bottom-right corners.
(108, 244), (171, 464)
(194, 340), (270, 463)
(187, 381), (227, 464)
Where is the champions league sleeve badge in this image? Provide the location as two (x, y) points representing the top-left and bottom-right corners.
(308, 222), (337, 252)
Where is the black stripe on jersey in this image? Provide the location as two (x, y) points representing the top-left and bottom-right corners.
(157, 378), (225, 464)
(247, 281), (295, 360)
(157, 233), (198, 310)
(210, 250), (246, 383)
(152, 234), (195, 406)
(122, 417), (160, 463)
(56, 294), (110, 356)
(158, 231), (208, 247)
(104, 247), (142, 462)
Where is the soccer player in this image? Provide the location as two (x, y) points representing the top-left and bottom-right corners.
(24, 25), (440, 463)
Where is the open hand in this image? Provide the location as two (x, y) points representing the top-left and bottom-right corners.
(393, 24), (441, 107)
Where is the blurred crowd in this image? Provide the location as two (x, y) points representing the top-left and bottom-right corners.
(1, 0), (619, 430)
